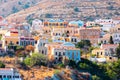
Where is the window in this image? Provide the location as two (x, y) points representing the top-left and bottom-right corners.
(5, 41), (7, 44)
(63, 52), (65, 55)
(35, 40), (37, 44)
(64, 24), (67, 27)
(55, 52), (57, 55)
(28, 41), (30, 45)
(10, 41), (12, 44)
(97, 52), (99, 55)
(7, 75), (11, 78)
(30, 42), (32, 45)
(3, 75), (6, 78)
(56, 57), (58, 60)
(71, 38), (73, 42)
(43, 43), (45, 46)
(97, 52), (99, 57)
(15, 76), (19, 78)
(0, 75), (2, 78)
(109, 57), (112, 59)
(68, 52), (70, 55)
(0, 44), (2, 47)
(21, 41), (23, 46)
(59, 52), (61, 56)
(60, 23), (63, 26)
(72, 52), (74, 59)
(42, 50), (44, 54)
(76, 52), (78, 56)
(16, 41), (19, 44)
(75, 39), (77, 42)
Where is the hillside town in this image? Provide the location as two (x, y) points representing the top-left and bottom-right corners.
(0, 14), (120, 80)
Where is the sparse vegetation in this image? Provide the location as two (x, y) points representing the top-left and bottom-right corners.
(74, 7), (80, 12)
(45, 13), (53, 18)
(23, 3), (30, 9)
(24, 53), (48, 67)
(12, 6), (19, 13)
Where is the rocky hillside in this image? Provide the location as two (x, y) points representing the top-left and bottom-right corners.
(0, 0), (42, 17)
(4, 0), (120, 23)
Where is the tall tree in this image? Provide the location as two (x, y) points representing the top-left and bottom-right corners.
(76, 40), (91, 49)
(109, 36), (114, 44)
(112, 59), (120, 79)
(116, 44), (120, 59)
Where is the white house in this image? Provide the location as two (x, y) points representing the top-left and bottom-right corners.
(110, 24), (120, 44)
(95, 19), (120, 31)
(35, 38), (48, 55)
(32, 19), (44, 31)
(112, 32), (120, 44)
(0, 68), (22, 80)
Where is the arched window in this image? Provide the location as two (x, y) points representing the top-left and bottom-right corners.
(16, 41), (19, 44)
(5, 41), (7, 44)
(75, 39), (77, 42)
(42, 50), (44, 54)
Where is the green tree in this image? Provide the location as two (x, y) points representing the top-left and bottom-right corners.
(24, 53), (48, 67)
(12, 6), (19, 13)
(45, 13), (53, 18)
(92, 75), (101, 80)
(112, 59), (120, 79)
(16, 46), (24, 50)
(23, 4), (30, 9)
(76, 40), (91, 48)
(74, 7), (79, 12)
(0, 61), (5, 68)
(68, 60), (76, 68)
(77, 58), (111, 80)
(79, 63), (89, 70)
(24, 57), (32, 66)
(109, 36), (114, 44)
(116, 44), (120, 59)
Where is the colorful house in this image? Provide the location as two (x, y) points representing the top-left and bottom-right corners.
(98, 33), (110, 44)
(45, 42), (80, 62)
(92, 44), (118, 62)
(63, 42), (80, 62)
(2, 29), (19, 47)
(44, 19), (68, 28)
(19, 36), (35, 47)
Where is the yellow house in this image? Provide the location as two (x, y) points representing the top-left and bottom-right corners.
(92, 49), (105, 58)
(2, 30), (19, 47)
(44, 19), (68, 28)
(92, 44), (118, 62)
